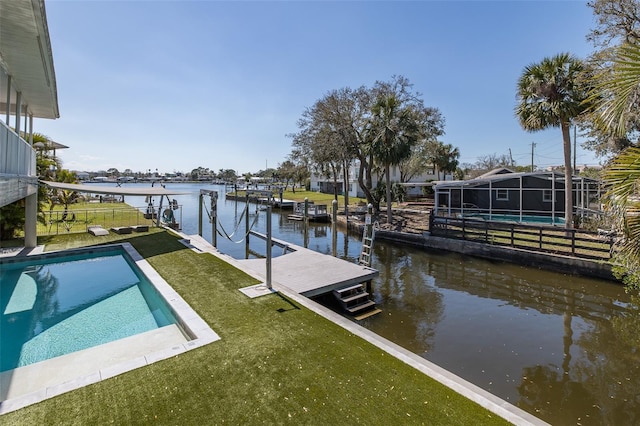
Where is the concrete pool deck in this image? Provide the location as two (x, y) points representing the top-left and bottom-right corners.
(179, 232), (549, 426)
(0, 243), (220, 415)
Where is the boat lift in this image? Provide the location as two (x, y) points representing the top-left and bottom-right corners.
(198, 189), (218, 247)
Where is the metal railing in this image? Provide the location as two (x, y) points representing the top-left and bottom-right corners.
(1, 120), (36, 176)
(36, 205), (183, 236)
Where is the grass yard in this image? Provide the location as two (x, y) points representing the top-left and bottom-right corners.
(38, 202), (154, 236)
(229, 188), (368, 209)
(3, 230), (509, 425)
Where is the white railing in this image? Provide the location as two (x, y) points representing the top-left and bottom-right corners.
(0, 120), (36, 176)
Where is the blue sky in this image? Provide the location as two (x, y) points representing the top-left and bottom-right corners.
(35, 0), (600, 176)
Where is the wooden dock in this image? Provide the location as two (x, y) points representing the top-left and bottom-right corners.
(236, 238), (379, 298)
(224, 191), (295, 209)
(287, 203), (330, 223)
(271, 198), (295, 209)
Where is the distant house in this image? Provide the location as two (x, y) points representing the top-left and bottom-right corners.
(75, 171), (90, 181)
(310, 162), (447, 198)
(432, 168), (601, 224)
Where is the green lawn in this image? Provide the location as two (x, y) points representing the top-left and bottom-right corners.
(3, 230), (509, 425)
(228, 188), (368, 209)
(38, 202), (154, 236)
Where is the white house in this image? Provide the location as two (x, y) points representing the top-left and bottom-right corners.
(310, 161), (447, 199)
(1, 0), (60, 247)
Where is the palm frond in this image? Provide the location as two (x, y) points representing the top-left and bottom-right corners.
(590, 43), (640, 136)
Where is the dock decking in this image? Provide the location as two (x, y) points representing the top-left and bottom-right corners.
(235, 239), (378, 298)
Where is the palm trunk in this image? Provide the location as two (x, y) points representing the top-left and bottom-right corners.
(562, 121), (573, 229)
(356, 160), (373, 210)
(342, 159), (350, 216)
(331, 164), (339, 202)
(385, 163), (392, 223)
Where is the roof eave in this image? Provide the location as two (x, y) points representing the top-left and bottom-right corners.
(0, 0), (60, 119)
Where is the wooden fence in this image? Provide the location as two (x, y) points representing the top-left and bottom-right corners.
(429, 215), (615, 261)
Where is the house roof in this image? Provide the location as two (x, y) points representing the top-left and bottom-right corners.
(434, 169), (600, 189)
(475, 167), (516, 179)
(0, 0), (59, 119)
(34, 140), (68, 150)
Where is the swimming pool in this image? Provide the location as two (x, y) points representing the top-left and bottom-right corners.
(1, 247), (179, 372)
(0, 243), (220, 414)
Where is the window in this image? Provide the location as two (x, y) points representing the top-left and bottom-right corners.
(543, 189), (553, 202)
(496, 189), (509, 201)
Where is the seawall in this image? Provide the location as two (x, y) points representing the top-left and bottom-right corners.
(337, 216), (618, 283)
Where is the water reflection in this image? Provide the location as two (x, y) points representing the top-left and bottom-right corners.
(363, 242), (635, 425)
(1, 265), (60, 373)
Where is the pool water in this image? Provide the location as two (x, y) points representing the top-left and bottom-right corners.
(464, 213), (566, 225)
(1, 248), (180, 372)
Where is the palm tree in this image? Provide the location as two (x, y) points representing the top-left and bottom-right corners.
(431, 141), (460, 180)
(367, 95), (421, 223)
(589, 42), (640, 288)
(516, 53), (589, 229)
(589, 43), (640, 138)
(602, 147), (640, 285)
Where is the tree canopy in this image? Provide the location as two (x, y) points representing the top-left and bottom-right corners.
(515, 53), (590, 229)
(289, 75), (446, 214)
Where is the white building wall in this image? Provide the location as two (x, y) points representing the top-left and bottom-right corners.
(310, 163), (443, 198)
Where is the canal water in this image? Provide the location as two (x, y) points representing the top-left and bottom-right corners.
(111, 182), (638, 425)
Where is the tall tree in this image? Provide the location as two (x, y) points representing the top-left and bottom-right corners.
(601, 147), (640, 289)
(276, 160), (297, 191)
(589, 43), (640, 138)
(367, 95), (421, 223)
(516, 53), (590, 229)
(578, 0), (640, 159)
(431, 142), (460, 180)
(289, 76), (444, 215)
(587, 0), (640, 48)
(290, 86), (371, 214)
(398, 112), (446, 182)
(588, 42), (640, 289)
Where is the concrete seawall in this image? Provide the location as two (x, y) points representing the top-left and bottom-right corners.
(337, 216), (619, 283)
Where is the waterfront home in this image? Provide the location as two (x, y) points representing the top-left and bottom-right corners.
(310, 161), (450, 199)
(0, 0), (60, 247)
(433, 168), (602, 223)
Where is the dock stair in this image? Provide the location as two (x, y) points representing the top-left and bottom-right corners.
(333, 283), (381, 320)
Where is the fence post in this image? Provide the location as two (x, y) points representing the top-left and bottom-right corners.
(510, 224), (514, 247)
(539, 227), (543, 250)
(428, 209), (434, 233)
(485, 221), (488, 243)
(462, 217), (466, 240)
(571, 229), (576, 255)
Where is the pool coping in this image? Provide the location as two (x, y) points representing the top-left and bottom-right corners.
(0, 243), (220, 415)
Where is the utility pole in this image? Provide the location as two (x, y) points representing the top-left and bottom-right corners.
(530, 142), (536, 172)
(509, 148), (514, 167)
